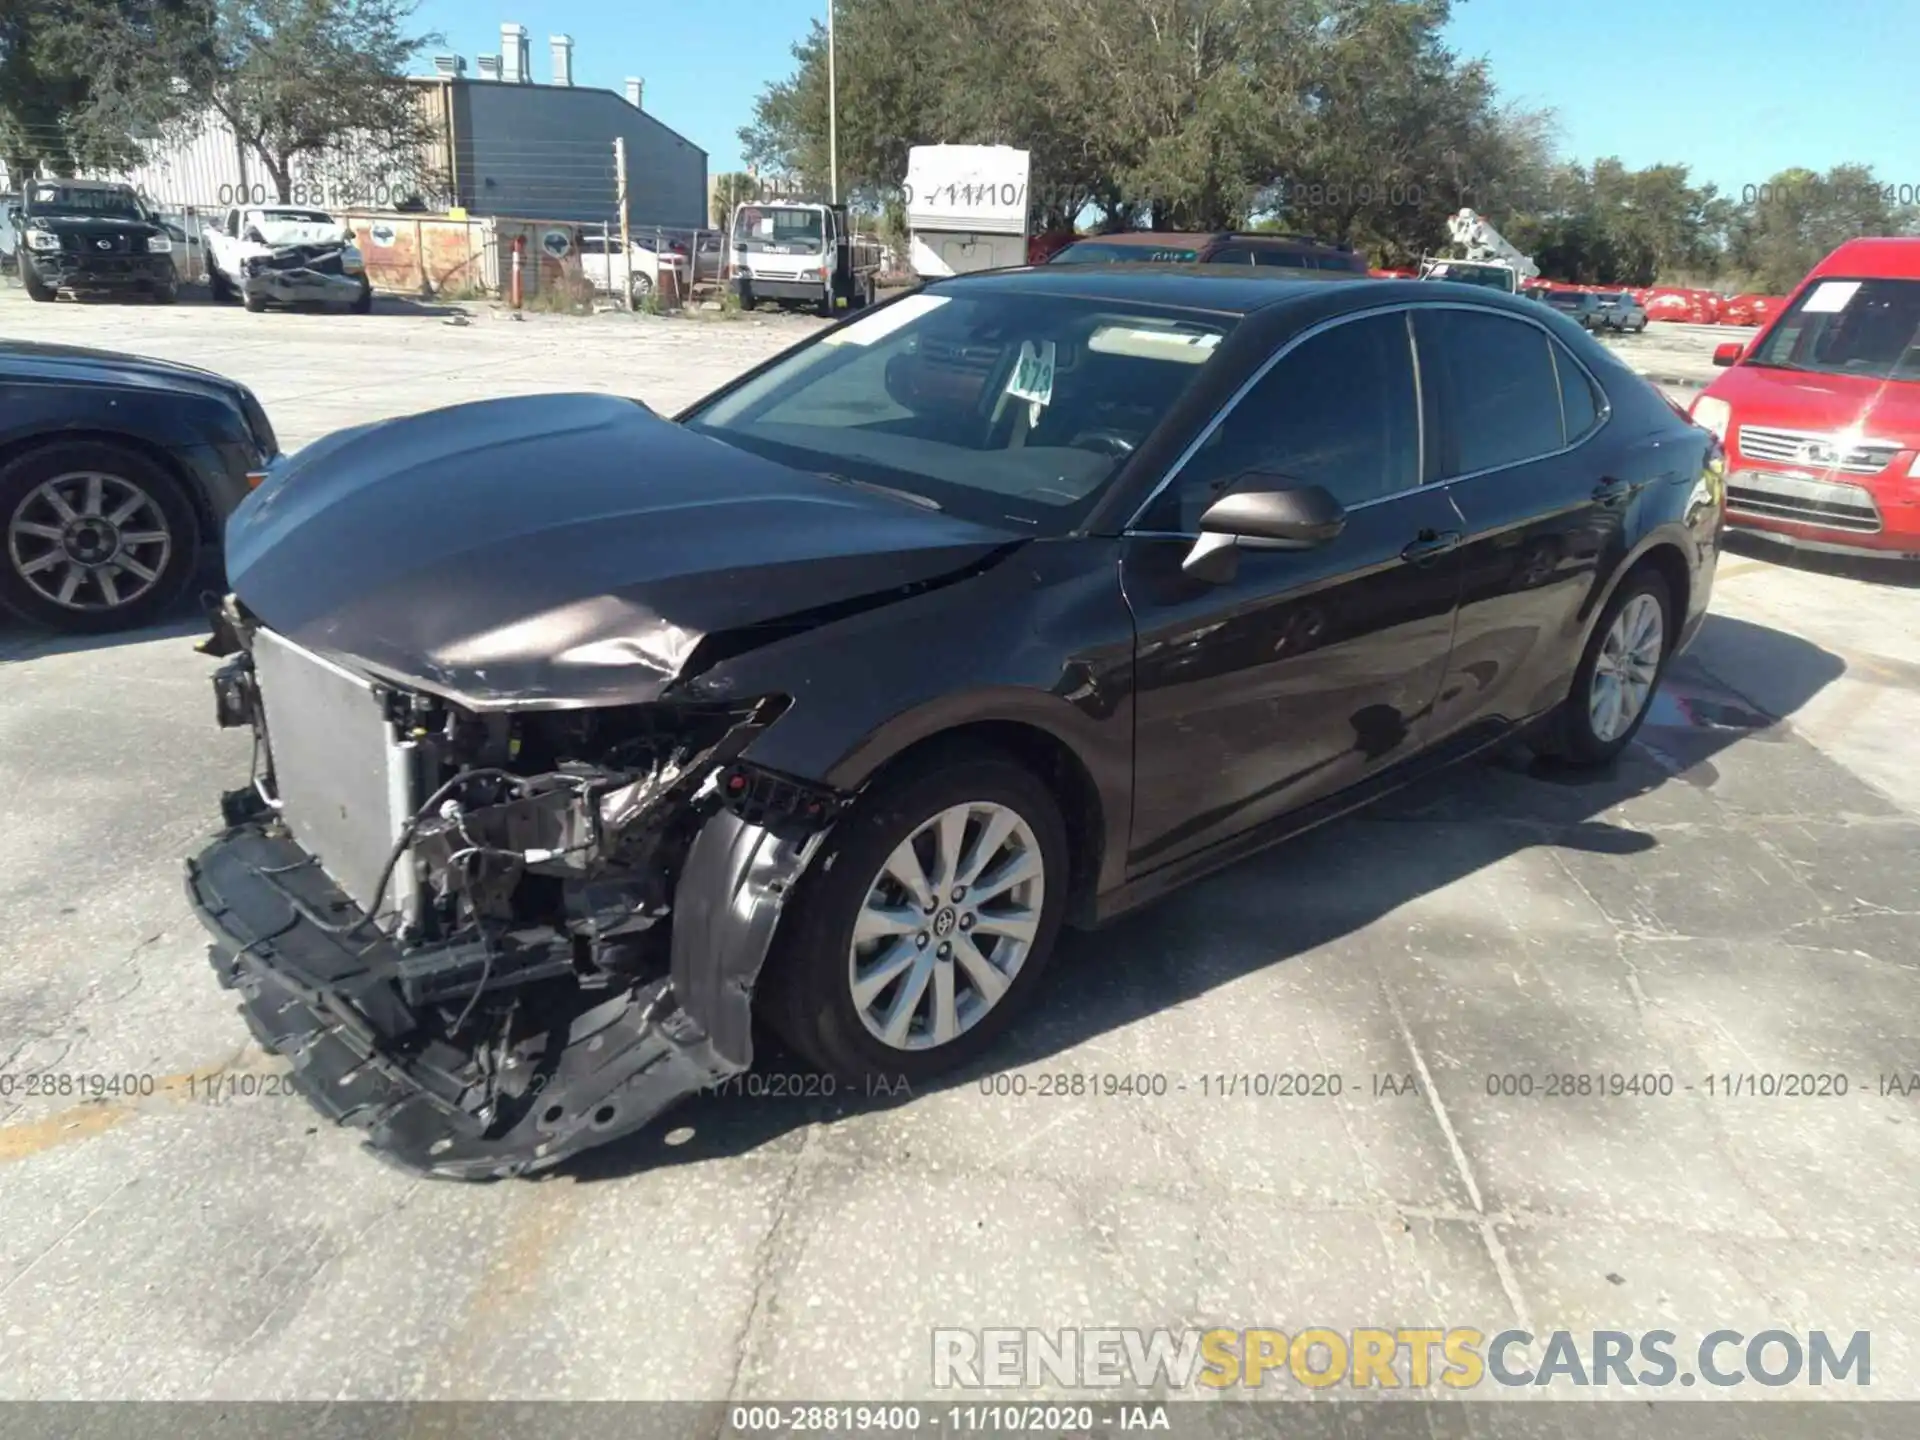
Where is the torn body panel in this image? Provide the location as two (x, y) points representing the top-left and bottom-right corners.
(186, 610), (843, 1177)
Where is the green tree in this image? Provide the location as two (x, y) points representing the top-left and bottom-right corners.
(1727, 164), (1920, 293)
(1, 1), (208, 182)
(79, 0), (438, 203)
(709, 170), (760, 228)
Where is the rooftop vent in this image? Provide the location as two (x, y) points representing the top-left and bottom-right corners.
(432, 54), (466, 77)
(625, 77), (644, 109)
(550, 34), (573, 87)
(476, 54), (502, 80)
(500, 23), (530, 84)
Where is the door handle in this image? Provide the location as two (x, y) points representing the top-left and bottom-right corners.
(1401, 529), (1463, 564)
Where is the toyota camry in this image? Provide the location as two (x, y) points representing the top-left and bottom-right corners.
(184, 270), (1724, 1177)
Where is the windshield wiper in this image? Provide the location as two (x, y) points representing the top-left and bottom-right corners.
(821, 472), (943, 511)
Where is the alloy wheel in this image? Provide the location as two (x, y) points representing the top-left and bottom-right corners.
(848, 800), (1045, 1051)
(1589, 592), (1663, 743)
(5, 470), (173, 614)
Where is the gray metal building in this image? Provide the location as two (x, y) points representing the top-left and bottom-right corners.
(435, 26), (708, 230)
(4, 21), (706, 232)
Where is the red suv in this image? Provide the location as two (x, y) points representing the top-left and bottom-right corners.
(1690, 237), (1920, 560)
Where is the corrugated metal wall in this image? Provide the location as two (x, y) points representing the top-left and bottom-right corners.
(456, 83), (707, 229)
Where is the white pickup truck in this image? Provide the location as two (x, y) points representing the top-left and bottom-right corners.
(205, 204), (372, 313)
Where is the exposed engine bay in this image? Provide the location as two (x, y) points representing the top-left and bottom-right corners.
(184, 597), (847, 1178)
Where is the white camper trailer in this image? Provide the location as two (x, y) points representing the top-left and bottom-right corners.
(904, 145), (1031, 279)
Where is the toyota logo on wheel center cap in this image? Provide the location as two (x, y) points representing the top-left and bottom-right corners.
(932, 907), (957, 938)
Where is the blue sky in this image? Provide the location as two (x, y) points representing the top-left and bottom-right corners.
(413, 0), (1920, 199)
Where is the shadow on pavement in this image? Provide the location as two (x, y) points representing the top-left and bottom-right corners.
(0, 588), (213, 665)
(1723, 530), (1920, 589)
(566, 610), (1851, 1182)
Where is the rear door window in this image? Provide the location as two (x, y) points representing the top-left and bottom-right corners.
(1416, 308), (1568, 475)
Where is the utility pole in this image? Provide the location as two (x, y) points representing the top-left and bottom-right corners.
(614, 136), (632, 309)
(827, 0), (838, 204)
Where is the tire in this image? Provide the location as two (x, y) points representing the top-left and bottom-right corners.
(629, 273), (653, 303)
(243, 287), (268, 313)
(350, 281), (373, 314)
(1550, 568), (1673, 767)
(761, 746), (1071, 1083)
(814, 285), (836, 319)
(0, 440), (200, 634)
(21, 258), (56, 302)
(153, 282), (178, 305)
(208, 266), (234, 302)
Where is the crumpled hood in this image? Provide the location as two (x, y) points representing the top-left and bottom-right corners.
(246, 217), (352, 248)
(227, 393), (1021, 709)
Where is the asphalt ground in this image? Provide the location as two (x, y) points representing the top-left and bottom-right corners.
(1, 283), (1917, 1405)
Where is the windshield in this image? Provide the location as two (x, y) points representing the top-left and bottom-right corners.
(733, 206), (825, 253)
(1427, 262), (1515, 291)
(26, 183), (147, 221)
(1546, 292), (1589, 308)
(1748, 277), (1920, 383)
(682, 290), (1236, 531)
(1050, 241), (1201, 264)
(254, 209), (334, 226)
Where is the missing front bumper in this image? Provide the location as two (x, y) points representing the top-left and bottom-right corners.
(184, 809), (823, 1179)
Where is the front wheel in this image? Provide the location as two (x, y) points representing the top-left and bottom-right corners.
(21, 258), (56, 302)
(1551, 569), (1673, 766)
(208, 266), (234, 302)
(350, 281), (373, 313)
(243, 288), (268, 313)
(0, 440), (199, 633)
(762, 748), (1070, 1082)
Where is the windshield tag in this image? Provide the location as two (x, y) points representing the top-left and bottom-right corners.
(1007, 340), (1056, 422)
(1802, 281), (1860, 314)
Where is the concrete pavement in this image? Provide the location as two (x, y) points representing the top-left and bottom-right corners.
(1, 285), (1917, 1404)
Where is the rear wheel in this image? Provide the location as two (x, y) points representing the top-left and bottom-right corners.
(0, 441), (199, 633)
(762, 747), (1070, 1082)
(153, 281), (178, 305)
(208, 266), (234, 302)
(350, 280), (374, 313)
(628, 273), (653, 304)
(1550, 569), (1672, 766)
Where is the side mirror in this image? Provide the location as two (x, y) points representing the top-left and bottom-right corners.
(1712, 342), (1743, 367)
(1182, 480), (1347, 582)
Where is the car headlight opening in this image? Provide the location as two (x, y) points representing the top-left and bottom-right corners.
(25, 229), (59, 252)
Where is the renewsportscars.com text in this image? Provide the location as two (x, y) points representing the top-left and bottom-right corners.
(932, 1327), (1871, 1392)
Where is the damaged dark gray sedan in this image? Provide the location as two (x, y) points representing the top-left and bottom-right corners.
(185, 271), (1722, 1178)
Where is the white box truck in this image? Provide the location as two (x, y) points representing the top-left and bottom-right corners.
(904, 145), (1031, 279)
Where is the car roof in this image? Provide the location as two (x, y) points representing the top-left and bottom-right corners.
(1812, 237), (1920, 281)
(925, 267), (1549, 319)
(28, 178), (132, 191)
(1062, 231), (1350, 252)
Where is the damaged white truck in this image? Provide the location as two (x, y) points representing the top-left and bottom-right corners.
(206, 204), (374, 313)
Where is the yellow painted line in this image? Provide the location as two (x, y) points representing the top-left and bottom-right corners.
(0, 1056), (275, 1164)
